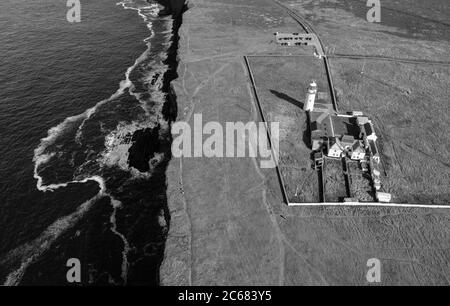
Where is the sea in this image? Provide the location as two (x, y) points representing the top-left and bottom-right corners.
(0, 0), (180, 285)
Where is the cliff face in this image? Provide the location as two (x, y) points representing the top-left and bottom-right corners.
(157, 0), (186, 17)
(168, 0), (186, 16)
(158, 1), (192, 285)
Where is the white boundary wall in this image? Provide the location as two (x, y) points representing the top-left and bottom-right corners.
(288, 202), (450, 209)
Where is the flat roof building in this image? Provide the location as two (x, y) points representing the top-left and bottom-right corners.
(361, 122), (377, 142)
(356, 116), (369, 126)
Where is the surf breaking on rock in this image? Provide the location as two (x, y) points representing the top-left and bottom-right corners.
(2, 0), (185, 285)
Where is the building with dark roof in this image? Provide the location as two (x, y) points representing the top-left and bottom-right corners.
(361, 122), (377, 141)
(310, 111), (334, 140)
(368, 139), (380, 163)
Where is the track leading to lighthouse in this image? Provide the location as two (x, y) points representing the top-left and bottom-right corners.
(270, 0), (339, 112)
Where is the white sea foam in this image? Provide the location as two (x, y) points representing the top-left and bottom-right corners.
(117, 0), (161, 22)
(14, 0), (175, 286)
(74, 50), (149, 144)
(26, 9), (159, 278)
(109, 197), (130, 285)
(96, 4), (174, 176)
(32, 71), (132, 189)
(33, 14), (157, 188)
(33, 0), (171, 193)
(99, 119), (165, 179)
(2, 176), (106, 286)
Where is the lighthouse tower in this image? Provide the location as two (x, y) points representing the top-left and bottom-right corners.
(304, 81), (317, 112)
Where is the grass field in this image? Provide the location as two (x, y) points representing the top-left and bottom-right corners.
(348, 161), (375, 202)
(282, 0), (450, 62)
(247, 55), (332, 203)
(323, 158), (347, 202)
(163, 0), (450, 286)
(331, 59), (450, 204)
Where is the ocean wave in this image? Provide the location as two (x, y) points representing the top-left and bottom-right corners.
(74, 50), (148, 144)
(33, 0), (169, 188)
(117, 0), (161, 24)
(100, 120), (156, 178)
(109, 197), (130, 285)
(7, 0), (175, 285)
(129, 59), (169, 115)
(2, 176), (106, 286)
(1, 180), (137, 286)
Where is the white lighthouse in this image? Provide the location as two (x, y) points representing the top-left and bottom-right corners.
(304, 81), (317, 112)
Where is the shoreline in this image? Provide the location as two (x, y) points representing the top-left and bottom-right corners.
(154, 0), (188, 285)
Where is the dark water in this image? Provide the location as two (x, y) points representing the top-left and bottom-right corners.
(0, 0), (182, 285)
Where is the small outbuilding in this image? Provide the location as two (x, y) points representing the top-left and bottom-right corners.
(374, 181), (381, 191)
(314, 152), (324, 170)
(356, 116), (369, 126)
(376, 192), (392, 203)
(361, 122), (377, 142)
(369, 140), (380, 163)
(312, 139), (323, 151)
